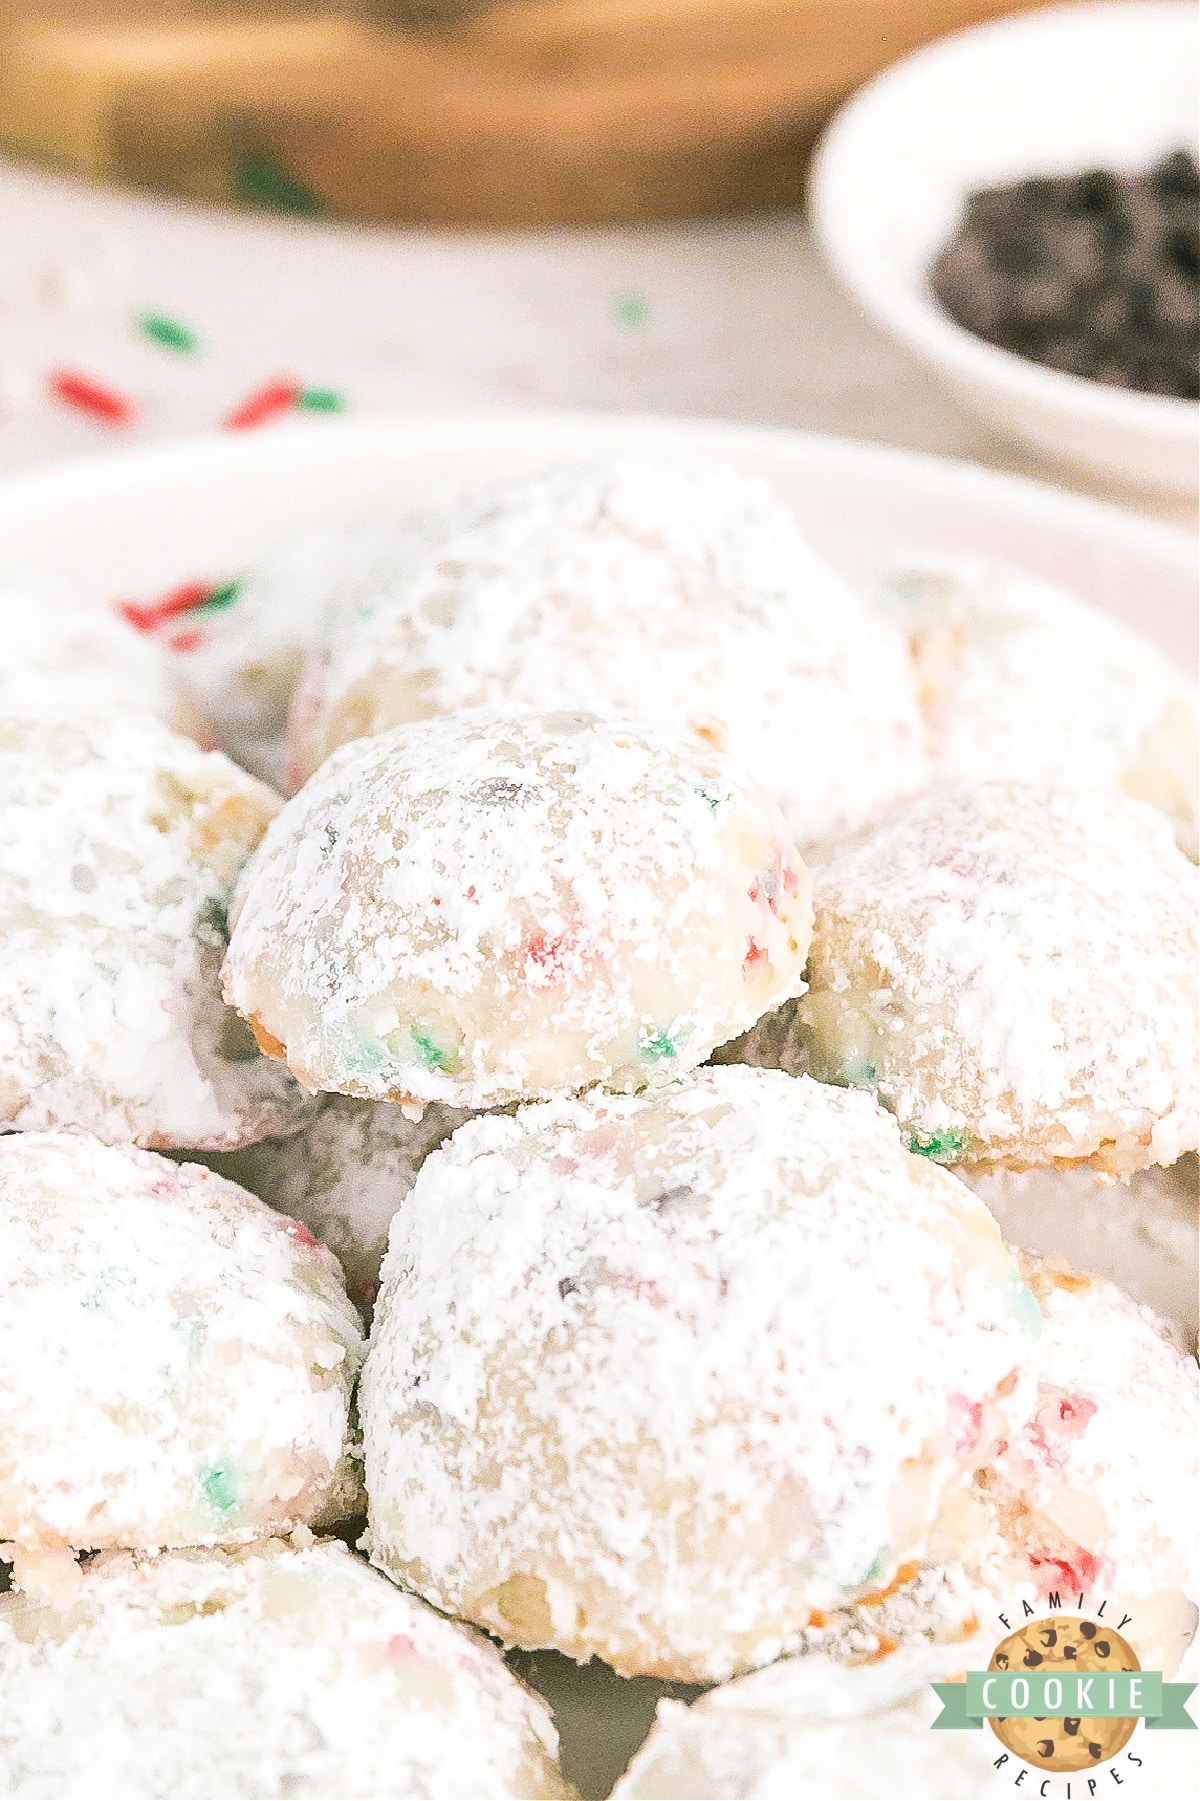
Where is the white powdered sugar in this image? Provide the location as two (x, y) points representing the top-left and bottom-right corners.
(223, 710), (812, 1110)
(0, 578), (196, 736)
(361, 1066), (1041, 1682)
(978, 1258), (1200, 1678)
(877, 557), (1198, 857)
(287, 457), (930, 845)
(612, 1644), (1200, 1798)
(0, 1539), (566, 1799)
(0, 710), (315, 1149)
(747, 782), (1199, 1174)
(215, 1093), (477, 1314)
(156, 521), (408, 786)
(0, 1134), (364, 1552)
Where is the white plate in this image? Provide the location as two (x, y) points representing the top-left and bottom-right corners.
(810, 2), (1199, 496)
(0, 408), (1194, 1797)
(0, 409), (1194, 669)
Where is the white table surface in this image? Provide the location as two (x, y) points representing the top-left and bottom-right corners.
(0, 157), (1193, 533)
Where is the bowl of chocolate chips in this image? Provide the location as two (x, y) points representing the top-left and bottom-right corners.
(811, 2), (1198, 496)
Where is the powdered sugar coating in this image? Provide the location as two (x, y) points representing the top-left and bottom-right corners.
(224, 710), (812, 1110)
(878, 557), (1199, 858)
(0, 711), (314, 1149)
(361, 1066), (1040, 1681)
(782, 1257), (1200, 1683)
(286, 458), (930, 846)
(963, 1157), (1198, 1346)
(736, 783), (1199, 1175)
(0, 1539), (565, 1799)
(0, 578), (197, 737)
(157, 522), (404, 786)
(975, 1259), (1200, 1677)
(215, 1094), (477, 1314)
(0, 1134), (364, 1552)
(612, 1648), (1199, 1798)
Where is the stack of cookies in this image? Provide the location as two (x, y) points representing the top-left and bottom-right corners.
(1, 456), (1195, 1798)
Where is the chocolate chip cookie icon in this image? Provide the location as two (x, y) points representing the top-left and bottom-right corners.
(989, 1617), (1140, 1772)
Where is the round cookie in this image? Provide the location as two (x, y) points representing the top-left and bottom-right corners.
(224, 710), (813, 1111)
(361, 1066), (1041, 1681)
(0, 577), (197, 737)
(0, 710), (314, 1149)
(963, 1156), (1198, 1346)
(729, 783), (1198, 1176)
(973, 1259), (1200, 1679)
(155, 521), (404, 786)
(0, 1134), (365, 1553)
(877, 557), (1199, 858)
(0, 1538), (566, 1799)
(213, 1094), (477, 1314)
(611, 1649), (1198, 1799)
(287, 457), (930, 846)
(753, 1255), (1200, 1686)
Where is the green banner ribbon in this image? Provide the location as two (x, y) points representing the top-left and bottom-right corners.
(931, 1676), (1196, 1731)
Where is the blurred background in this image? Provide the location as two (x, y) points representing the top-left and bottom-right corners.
(0, 0), (1049, 223)
(0, 0), (1192, 523)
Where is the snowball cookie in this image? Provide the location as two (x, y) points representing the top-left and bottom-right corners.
(361, 1067), (1042, 1681)
(287, 457), (930, 846)
(963, 1156), (1199, 1346)
(0, 710), (314, 1149)
(0, 1134), (365, 1553)
(612, 1648), (1198, 1799)
(734, 783), (1199, 1176)
(970, 1258), (1200, 1680)
(0, 1539), (566, 1800)
(224, 710), (813, 1110)
(0, 577), (197, 737)
(878, 557), (1199, 858)
(158, 522), (402, 785)
(763, 1255), (1200, 1685)
(215, 1094), (477, 1314)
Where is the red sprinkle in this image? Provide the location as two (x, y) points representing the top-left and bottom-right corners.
(165, 627), (205, 654)
(48, 369), (136, 426)
(946, 1392), (984, 1457)
(385, 1634), (418, 1662)
(1029, 1549), (1103, 1599)
(117, 580), (212, 634)
(282, 1218), (320, 1250)
(525, 929), (572, 975)
(225, 377), (302, 430)
(1057, 1393), (1098, 1435)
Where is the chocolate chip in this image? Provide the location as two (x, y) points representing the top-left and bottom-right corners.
(929, 148), (1199, 398)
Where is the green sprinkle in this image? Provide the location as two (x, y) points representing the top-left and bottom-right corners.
(297, 386), (346, 413)
(907, 1127), (971, 1164)
(411, 1030), (450, 1071)
(640, 1024), (688, 1062)
(863, 1546), (888, 1583)
(137, 310), (199, 355)
(1006, 1271), (1044, 1338)
(381, 1021), (459, 1074)
(194, 579), (242, 615)
(613, 292), (649, 330)
(695, 786), (724, 812)
(234, 148), (322, 218)
(200, 1462), (239, 1515)
(842, 1059), (877, 1090)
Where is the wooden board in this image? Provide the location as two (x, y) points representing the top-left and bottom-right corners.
(0, 0), (1065, 223)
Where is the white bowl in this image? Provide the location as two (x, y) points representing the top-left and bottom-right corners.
(810, 2), (1199, 496)
(0, 410), (1193, 669)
